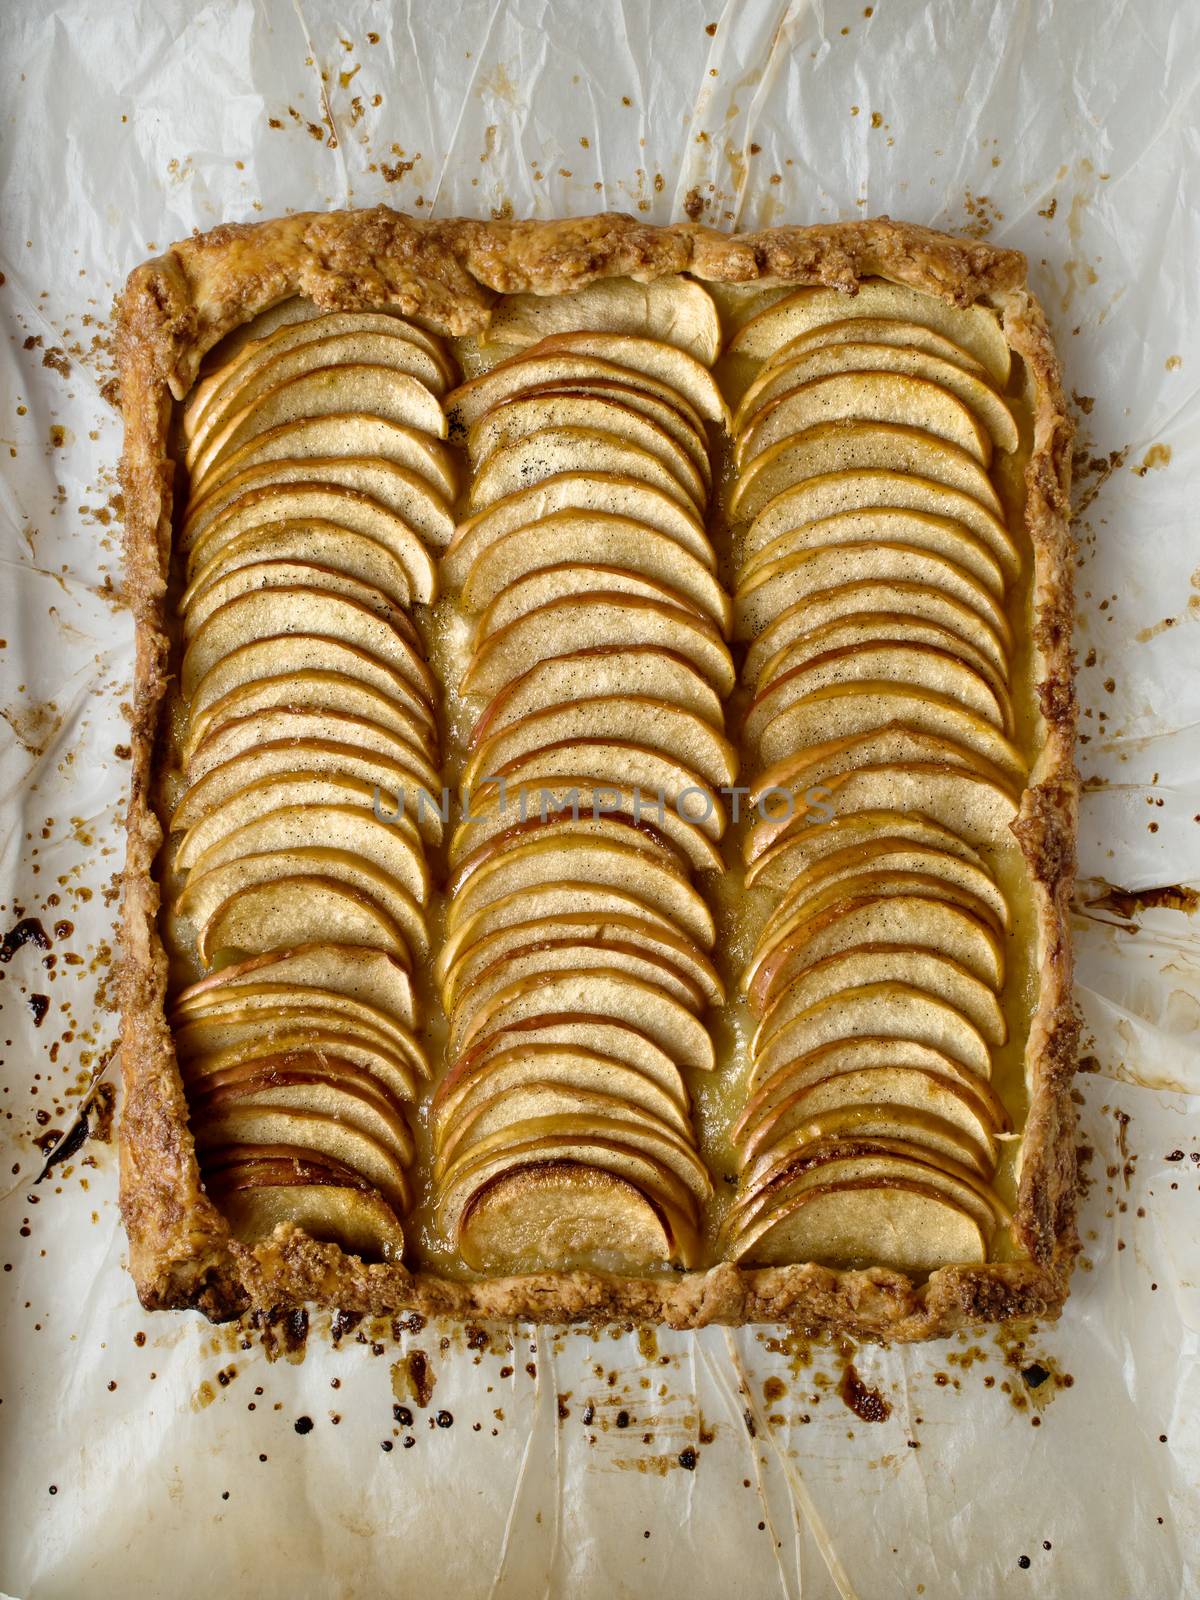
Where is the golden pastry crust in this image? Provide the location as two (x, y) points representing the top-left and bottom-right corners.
(115, 208), (1077, 1337)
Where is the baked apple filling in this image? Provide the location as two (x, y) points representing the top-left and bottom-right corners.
(434, 287), (735, 1273)
(716, 283), (1033, 1272)
(154, 271), (1039, 1283)
(160, 303), (458, 1263)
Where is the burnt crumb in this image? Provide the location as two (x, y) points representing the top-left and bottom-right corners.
(582, 1402), (595, 1426)
(380, 1439), (393, 1452)
(28, 994), (50, 1026)
(1, 916), (50, 962)
(331, 1309), (362, 1342)
(402, 1436), (415, 1449)
(1022, 1363), (1050, 1389)
(393, 1404), (413, 1427)
(1019, 1555), (1031, 1569)
(615, 1410), (630, 1429)
(837, 1364), (891, 1422)
(404, 1349), (435, 1408)
(293, 1415), (314, 1435)
(465, 1325), (488, 1351)
(394, 1312), (426, 1335)
(677, 1446), (698, 1470)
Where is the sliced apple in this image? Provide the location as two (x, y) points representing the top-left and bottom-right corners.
(444, 833), (712, 947)
(457, 1163), (690, 1272)
(470, 645), (724, 741)
(448, 780), (723, 876)
(453, 1014), (686, 1102)
(462, 513), (729, 629)
(437, 1079), (696, 1180)
(736, 1061), (1004, 1171)
(746, 645), (1010, 761)
(475, 562), (714, 637)
(188, 636), (437, 741)
(176, 847), (428, 961)
(748, 881), (1005, 995)
(724, 1178), (987, 1270)
(183, 671), (438, 766)
(433, 1043), (690, 1133)
(181, 559), (414, 640)
(439, 1110), (713, 1210)
(182, 483), (438, 600)
(449, 811), (684, 887)
(735, 343), (1018, 453)
(745, 808), (985, 891)
(454, 969), (717, 1072)
(468, 393), (708, 505)
(436, 1136), (700, 1260)
(212, 1172), (406, 1260)
(471, 740), (726, 841)
(184, 707), (441, 794)
(439, 912), (723, 1014)
(526, 331), (727, 421)
(172, 981), (423, 1069)
(187, 1049), (418, 1147)
(182, 457), (454, 550)
(746, 898), (1005, 1016)
(737, 371), (993, 471)
(753, 945), (1005, 1047)
(730, 421), (1005, 526)
(734, 541), (1012, 653)
(740, 507), (1006, 605)
(169, 741), (445, 845)
(481, 378), (712, 481)
(470, 427), (701, 514)
(747, 615), (1011, 721)
(180, 588), (436, 703)
(187, 875), (411, 966)
(484, 276), (721, 364)
(749, 981), (993, 1085)
(443, 472), (713, 587)
(435, 883), (679, 985)
(734, 1039), (1012, 1154)
(465, 697), (737, 792)
(194, 1103), (411, 1213)
(755, 683), (1025, 778)
(181, 523), (420, 617)
(173, 771), (424, 874)
(188, 414), (457, 505)
(189, 367), (449, 497)
(763, 316), (988, 377)
(175, 943), (417, 1028)
(185, 310), (453, 441)
(187, 329), (449, 473)
(747, 721), (1016, 811)
(448, 940), (706, 1046)
(772, 840), (1009, 930)
(741, 468), (1019, 580)
(182, 802), (430, 906)
(726, 282), (1011, 384)
(767, 761), (1021, 858)
(461, 596), (735, 699)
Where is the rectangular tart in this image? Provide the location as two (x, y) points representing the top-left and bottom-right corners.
(115, 209), (1077, 1339)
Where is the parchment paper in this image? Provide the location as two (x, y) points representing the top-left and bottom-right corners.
(1, 2), (1197, 1596)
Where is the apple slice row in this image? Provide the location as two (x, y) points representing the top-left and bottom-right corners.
(722, 279), (1023, 1273)
(167, 300), (459, 1264)
(435, 301), (732, 1274)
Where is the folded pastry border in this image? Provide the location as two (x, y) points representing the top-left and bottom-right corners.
(114, 208), (1077, 1339)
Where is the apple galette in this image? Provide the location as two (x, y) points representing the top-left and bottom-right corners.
(116, 210), (1076, 1338)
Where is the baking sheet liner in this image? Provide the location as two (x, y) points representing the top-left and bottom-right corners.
(0, 1), (1197, 1595)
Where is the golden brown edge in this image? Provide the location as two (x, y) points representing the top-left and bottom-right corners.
(114, 208), (1078, 1336)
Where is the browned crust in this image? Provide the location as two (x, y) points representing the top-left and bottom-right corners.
(115, 208), (1076, 1337)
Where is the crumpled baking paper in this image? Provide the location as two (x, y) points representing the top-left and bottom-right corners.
(0, 1), (1197, 1596)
